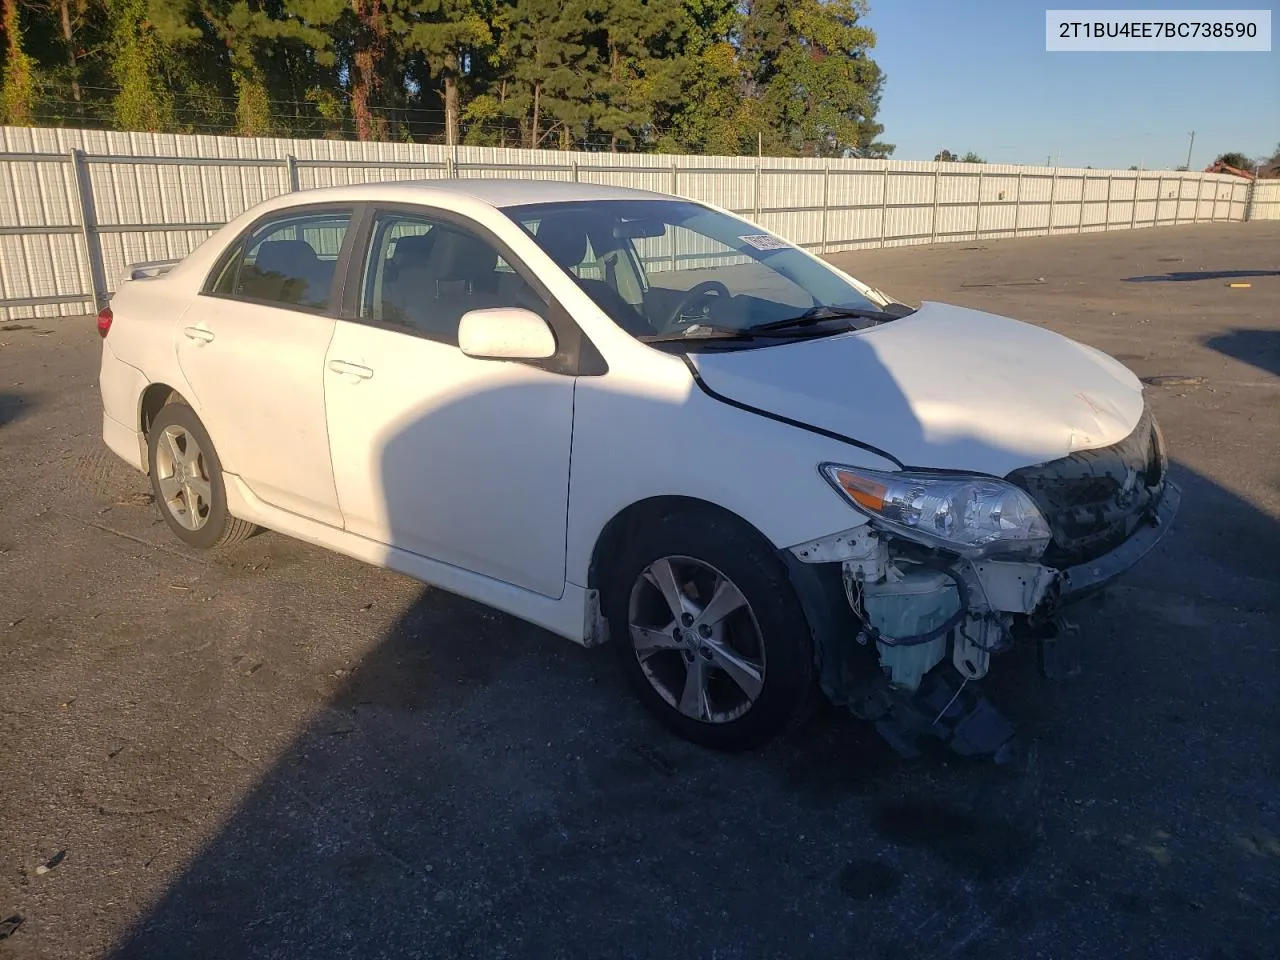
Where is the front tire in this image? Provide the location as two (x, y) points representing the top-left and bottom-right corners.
(147, 402), (256, 549)
(604, 510), (817, 751)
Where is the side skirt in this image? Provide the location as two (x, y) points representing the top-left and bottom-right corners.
(222, 473), (590, 646)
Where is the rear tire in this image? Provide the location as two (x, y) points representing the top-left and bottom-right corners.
(147, 402), (256, 550)
(604, 509), (817, 751)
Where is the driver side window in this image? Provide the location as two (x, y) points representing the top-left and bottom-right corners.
(358, 211), (547, 346)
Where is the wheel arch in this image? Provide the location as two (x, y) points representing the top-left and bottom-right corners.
(139, 383), (190, 436)
(136, 384), (200, 476)
(586, 495), (776, 593)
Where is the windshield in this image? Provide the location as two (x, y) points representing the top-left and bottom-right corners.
(502, 199), (889, 344)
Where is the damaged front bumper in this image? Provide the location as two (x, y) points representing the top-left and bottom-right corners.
(961, 476), (1181, 623)
(783, 480), (1181, 761)
(1049, 479), (1180, 607)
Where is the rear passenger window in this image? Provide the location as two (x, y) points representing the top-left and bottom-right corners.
(359, 211), (546, 345)
(222, 210), (353, 311)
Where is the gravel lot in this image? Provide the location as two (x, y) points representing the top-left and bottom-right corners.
(1, 222), (1278, 960)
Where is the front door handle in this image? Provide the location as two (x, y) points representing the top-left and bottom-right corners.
(328, 359), (374, 380)
(183, 326), (215, 343)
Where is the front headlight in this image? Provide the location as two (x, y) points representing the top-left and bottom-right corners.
(820, 463), (1052, 561)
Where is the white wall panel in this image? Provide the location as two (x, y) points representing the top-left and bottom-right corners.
(0, 124), (1264, 318)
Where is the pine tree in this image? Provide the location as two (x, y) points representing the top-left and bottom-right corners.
(588, 0), (685, 151)
(742, 0), (891, 157)
(0, 0), (892, 155)
(664, 0), (744, 154)
(395, 0), (492, 146)
(504, 0), (591, 149)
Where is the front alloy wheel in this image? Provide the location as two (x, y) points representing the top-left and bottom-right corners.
(628, 556), (766, 724)
(605, 510), (816, 751)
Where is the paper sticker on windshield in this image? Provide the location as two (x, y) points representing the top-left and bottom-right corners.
(739, 234), (791, 251)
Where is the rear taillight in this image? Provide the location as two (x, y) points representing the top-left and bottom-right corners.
(96, 306), (112, 338)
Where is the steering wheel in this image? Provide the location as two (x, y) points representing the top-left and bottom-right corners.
(660, 280), (731, 333)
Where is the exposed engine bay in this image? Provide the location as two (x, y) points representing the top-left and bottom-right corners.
(787, 408), (1179, 763)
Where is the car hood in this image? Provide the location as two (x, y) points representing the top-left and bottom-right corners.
(688, 301), (1146, 476)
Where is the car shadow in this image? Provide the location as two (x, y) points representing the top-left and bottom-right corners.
(0, 391), (31, 429)
(1122, 269), (1280, 283)
(104, 456), (1280, 960)
(1203, 328), (1280, 378)
(107, 345), (1280, 958)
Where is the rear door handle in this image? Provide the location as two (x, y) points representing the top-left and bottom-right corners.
(183, 326), (215, 343)
(328, 359), (374, 380)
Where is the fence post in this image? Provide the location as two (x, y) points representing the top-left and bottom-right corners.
(1080, 171), (1090, 234)
(1103, 173), (1113, 230)
(1012, 169), (1023, 235)
(571, 159), (579, 182)
(1130, 174), (1140, 229)
(1155, 174), (1164, 226)
(68, 148), (106, 310)
(820, 163), (830, 254)
(283, 154), (298, 192)
(753, 158), (762, 222)
(930, 166), (940, 243)
(1048, 167), (1058, 235)
(1194, 174), (1204, 223)
(880, 167), (889, 247)
(671, 161), (678, 196)
(974, 168), (983, 241)
(1077, 172), (1086, 234)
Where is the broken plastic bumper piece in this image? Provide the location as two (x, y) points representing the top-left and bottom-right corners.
(1047, 480), (1181, 610)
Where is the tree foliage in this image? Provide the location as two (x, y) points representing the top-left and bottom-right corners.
(0, 0), (893, 155)
(2, 0), (38, 123)
(934, 149), (984, 163)
(1213, 151), (1254, 170)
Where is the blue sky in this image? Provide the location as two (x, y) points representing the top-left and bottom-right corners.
(865, 0), (1278, 169)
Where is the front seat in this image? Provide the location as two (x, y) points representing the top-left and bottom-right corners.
(534, 215), (652, 336)
(381, 233), (436, 325)
(398, 227), (503, 340)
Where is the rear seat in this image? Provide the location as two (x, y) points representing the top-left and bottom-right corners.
(245, 239), (336, 307)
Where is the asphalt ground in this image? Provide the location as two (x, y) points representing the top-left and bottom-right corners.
(1, 221), (1278, 960)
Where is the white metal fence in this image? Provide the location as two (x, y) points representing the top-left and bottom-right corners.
(0, 124), (1276, 320)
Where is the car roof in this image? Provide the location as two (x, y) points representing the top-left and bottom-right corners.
(273, 178), (674, 210)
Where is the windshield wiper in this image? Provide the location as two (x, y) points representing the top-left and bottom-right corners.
(745, 305), (907, 334)
(638, 324), (759, 344)
(638, 320), (839, 344)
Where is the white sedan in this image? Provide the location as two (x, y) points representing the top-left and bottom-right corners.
(98, 179), (1178, 759)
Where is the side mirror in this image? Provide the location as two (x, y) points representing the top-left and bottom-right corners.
(457, 307), (557, 361)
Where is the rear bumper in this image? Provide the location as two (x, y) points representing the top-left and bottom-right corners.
(98, 340), (149, 472)
(103, 410), (146, 472)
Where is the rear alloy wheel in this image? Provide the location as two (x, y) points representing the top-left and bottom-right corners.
(607, 512), (816, 751)
(147, 402), (256, 549)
